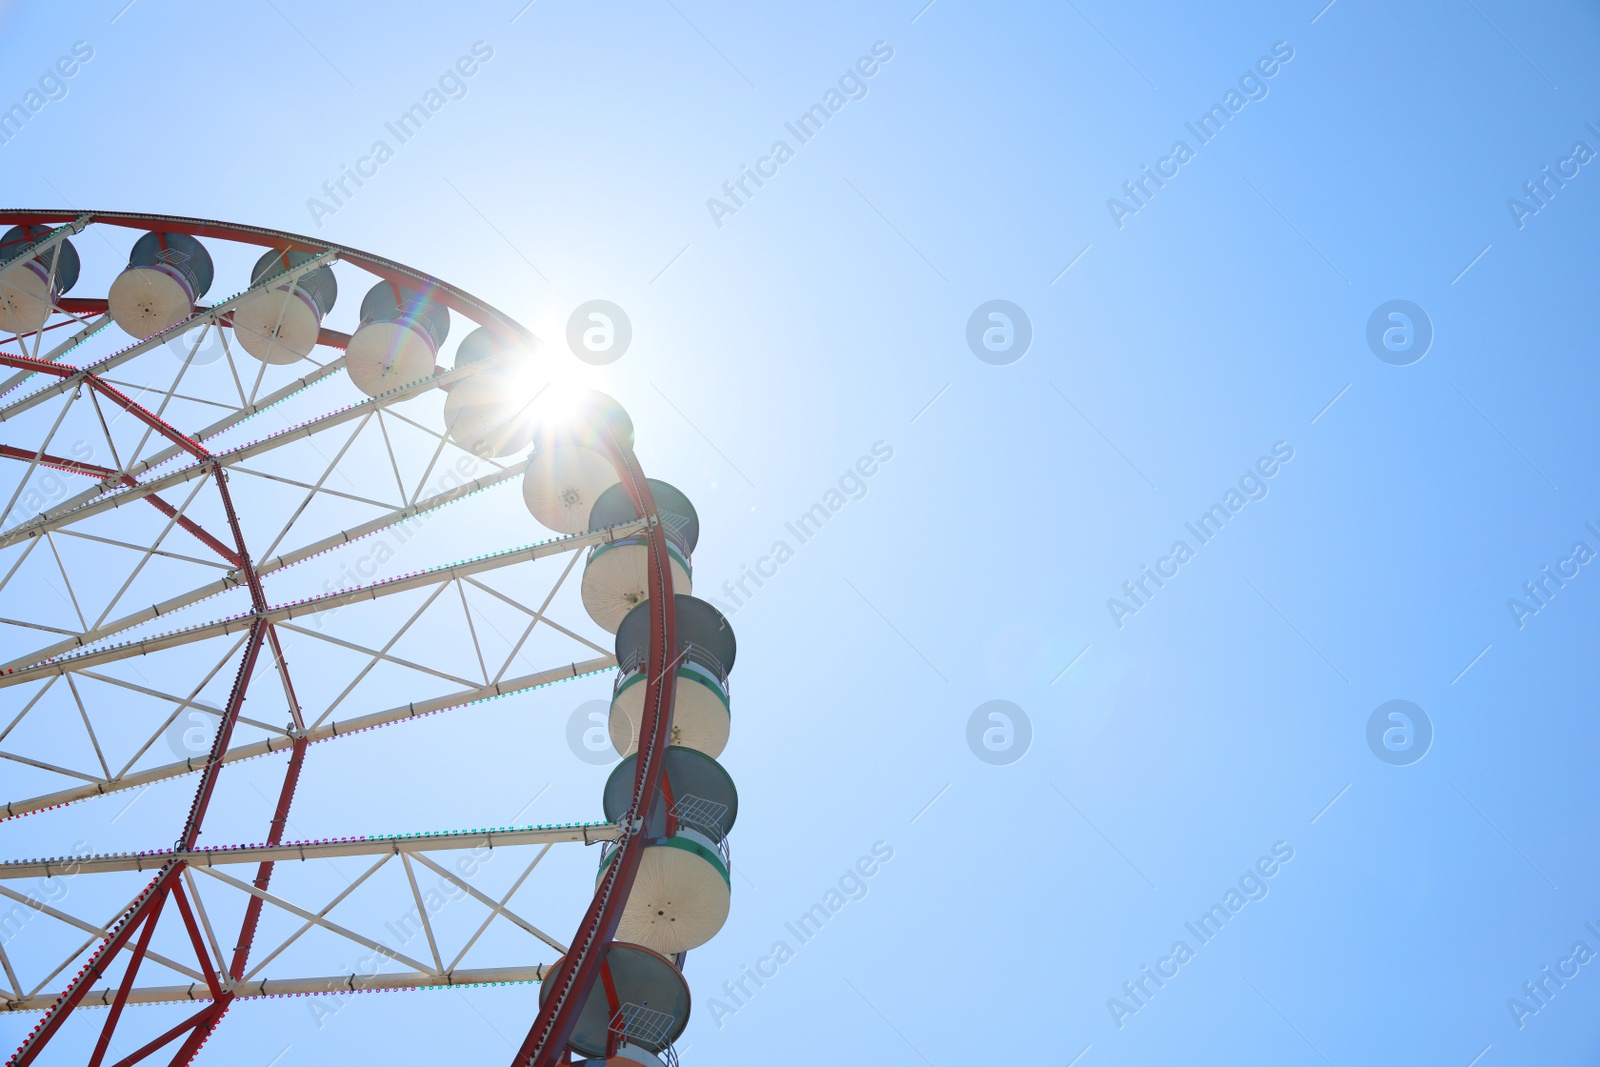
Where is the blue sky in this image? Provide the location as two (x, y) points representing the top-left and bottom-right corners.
(3, 0), (1600, 1065)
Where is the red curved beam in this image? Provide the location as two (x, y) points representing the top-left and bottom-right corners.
(52, 298), (354, 351)
(2, 212), (681, 1067)
(0, 210), (529, 346)
(513, 430), (680, 1067)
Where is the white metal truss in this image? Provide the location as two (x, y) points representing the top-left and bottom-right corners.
(0, 214), (641, 1061)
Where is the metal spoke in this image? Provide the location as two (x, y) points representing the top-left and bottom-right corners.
(0, 938), (22, 998)
(3, 964), (554, 1012)
(0, 387), (77, 532)
(0, 883), (205, 984)
(401, 854), (445, 973)
(218, 325), (250, 411)
(251, 413), (372, 563)
(103, 633), (249, 780)
(230, 461), (392, 513)
(412, 851), (569, 955)
(87, 388), (124, 471)
(4, 656), (615, 818)
(98, 375), (237, 416)
(88, 474), (211, 630)
(384, 406), (510, 474)
(408, 429), (450, 506)
(445, 847), (551, 972)
(191, 865), (437, 975)
(469, 562), (612, 677)
(274, 619), (478, 696)
(286, 583), (478, 728)
(64, 674), (111, 780)
(0, 676), (57, 745)
(0, 249), (337, 428)
(0, 748), (105, 783)
(26, 932), (97, 999)
(238, 855), (391, 983)
(0, 315), (107, 400)
(120, 322), (207, 473)
(45, 533), (87, 631)
(179, 869), (229, 980)
(0, 535), (42, 599)
(0, 464), (549, 674)
(374, 410), (409, 507)
(457, 579), (490, 684)
(0, 357), (488, 551)
(56, 527), (232, 571)
(0, 616), (79, 637)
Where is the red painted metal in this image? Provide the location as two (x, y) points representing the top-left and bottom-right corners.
(87, 902), (166, 1067)
(3, 213), (677, 1067)
(161, 1002), (223, 1067)
(133, 487), (243, 569)
(0, 443), (116, 479)
(0, 443), (243, 566)
(167, 880), (222, 999)
(80, 376), (209, 462)
(514, 426), (679, 1067)
(51, 299), (353, 350)
(104, 1007), (209, 1067)
(5, 870), (180, 1067)
(0, 211), (533, 348)
(176, 621), (265, 851)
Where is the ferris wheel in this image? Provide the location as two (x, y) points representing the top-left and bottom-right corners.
(0, 211), (740, 1067)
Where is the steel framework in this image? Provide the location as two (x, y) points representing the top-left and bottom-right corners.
(0, 211), (681, 1066)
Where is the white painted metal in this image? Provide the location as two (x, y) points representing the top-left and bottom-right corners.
(0, 964), (554, 1012)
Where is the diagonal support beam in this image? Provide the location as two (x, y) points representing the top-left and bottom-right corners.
(0, 356), (485, 551)
(0, 249), (338, 428)
(2, 965), (554, 1012)
(0, 821), (617, 878)
(0, 519), (639, 681)
(0, 459), (540, 670)
(3, 656), (616, 819)
(189, 866), (436, 975)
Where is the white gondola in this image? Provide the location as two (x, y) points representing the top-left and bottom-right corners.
(231, 248), (337, 364)
(581, 479), (697, 633)
(344, 281), (450, 397)
(521, 391), (631, 534)
(599, 746), (737, 955)
(537, 942), (689, 1063)
(106, 231), (213, 339)
(442, 325), (539, 457)
(0, 225), (80, 335)
(610, 595), (733, 760)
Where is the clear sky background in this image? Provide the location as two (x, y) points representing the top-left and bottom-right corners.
(3, 0), (1600, 1065)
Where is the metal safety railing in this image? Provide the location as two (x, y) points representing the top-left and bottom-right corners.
(610, 1002), (678, 1062)
(669, 794), (731, 865)
(586, 511), (693, 564)
(614, 641), (730, 692)
(597, 795), (731, 871)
